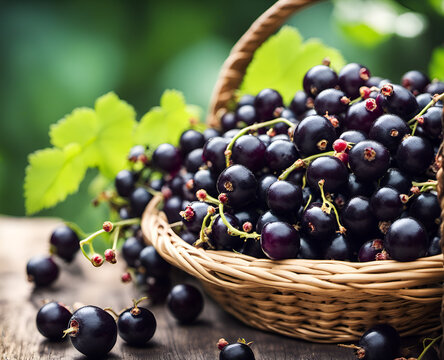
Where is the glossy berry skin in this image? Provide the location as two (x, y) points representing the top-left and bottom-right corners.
(254, 88), (283, 120)
(182, 201), (211, 233)
(217, 165), (257, 207)
(380, 168), (411, 195)
(139, 246), (170, 278)
(49, 225), (79, 262)
(301, 203), (335, 242)
(358, 324), (400, 360)
(179, 130), (205, 155)
(306, 156), (349, 193)
(426, 81), (444, 95)
(290, 91), (313, 116)
(221, 112), (237, 132)
(257, 174), (277, 207)
(67, 306), (117, 358)
(380, 84), (419, 121)
(26, 255), (59, 287)
(232, 135), (266, 172)
(241, 238), (267, 258)
(409, 192), (440, 230)
(338, 63), (370, 98)
(233, 208), (259, 230)
(265, 140), (299, 172)
(237, 94), (256, 108)
(293, 115), (337, 157)
(163, 196), (184, 223)
(344, 101), (382, 135)
(130, 187), (153, 217)
(358, 239), (384, 262)
(342, 196), (376, 235)
(202, 137), (230, 174)
(261, 221), (300, 260)
(115, 170), (135, 197)
(193, 169), (217, 197)
(339, 130), (367, 144)
(420, 107), (443, 139)
(210, 214), (243, 251)
(396, 136), (434, 176)
(256, 211), (291, 233)
(303, 65), (338, 97)
(370, 187), (403, 221)
(428, 236), (441, 256)
(235, 105), (259, 126)
(266, 181), (302, 214)
(152, 143), (182, 173)
(401, 70), (429, 95)
(385, 218), (428, 261)
(178, 230), (197, 245)
(323, 234), (351, 261)
(203, 128), (221, 141)
(128, 145), (146, 162)
(121, 237), (145, 268)
(150, 178), (165, 192)
(348, 140), (390, 181)
(167, 284), (204, 323)
(117, 307), (156, 346)
(220, 343), (255, 360)
(314, 89), (349, 115)
(36, 302), (72, 340)
(368, 115), (410, 154)
(185, 148), (204, 173)
(297, 237), (321, 259)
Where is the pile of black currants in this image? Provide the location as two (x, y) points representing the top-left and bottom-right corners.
(111, 61), (443, 263)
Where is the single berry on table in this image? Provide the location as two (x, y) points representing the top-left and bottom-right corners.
(36, 301), (72, 340)
(166, 284), (204, 323)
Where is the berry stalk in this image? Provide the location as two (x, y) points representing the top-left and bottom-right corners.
(218, 203), (260, 240)
(318, 180), (346, 234)
(225, 117), (295, 167)
(278, 151), (335, 180)
(407, 92), (444, 125)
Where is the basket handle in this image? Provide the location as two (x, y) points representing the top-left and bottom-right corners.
(207, 0), (320, 128)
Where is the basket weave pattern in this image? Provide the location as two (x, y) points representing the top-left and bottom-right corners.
(142, 0), (444, 343)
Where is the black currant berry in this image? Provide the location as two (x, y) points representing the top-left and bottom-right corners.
(420, 107), (443, 139)
(293, 115), (337, 157)
(121, 237), (145, 268)
(203, 128), (221, 141)
(232, 135), (266, 172)
(257, 174), (277, 207)
(210, 214), (243, 251)
(254, 88), (283, 121)
(344, 100), (382, 135)
(265, 140), (299, 172)
(358, 239), (385, 262)
(66, 305), (117, 357)
(303, 65), (338, 97)
(380, 84), (419, 121)
(339, 130), (367, 144)
(346, 173), (376, 198)
(306, 156), (349, 193)
(409, 192), (440, 230)
(216, 165), (257, 207)
(241, 238), (267, 258)
(401, 70), (429, 95)
(297, 237), (322, 259)
(115, 170), (135, 197)
(220, 341), (255, 360)
(290, 91), (314, 116)
(163, 195), (184, 223)
(341, 196), (376, 235)
(396, 136), (434, 176)
(260, 221), (300, 260)
(130, 187), (153, 217)
(256, 211), (291, 233)
(426, 80), (444, 95)
(152, 143), (182, 173)
(266, 180), (302, 214)
(202, 137), (230, 174)
(235, 105), (259, 126)
(117, 301), (156, 346)
(185, 148), (204, 173)
(348, 140), (390, 181)
(26, 255), (59, 287)
(166, 284), (204, 323)
(338, 63), (371, 98)
(323, 234), (351, 261)
(49, 225), (80, 262)
(301, 203), (335, 242)
(314, 88), (349, 115)
(36, 301), (72, 340)
(139, 246), (170, 278)
(428, 236), (441, 256)
(357, 324), (400, 360)
(379, 168), (411, 194)
(181, 201), (211, 233)
(384, 217), (428, 261)
(237, 94), (256, 108)
(370, 187), (403, 221)
(368, 114), (410, 154)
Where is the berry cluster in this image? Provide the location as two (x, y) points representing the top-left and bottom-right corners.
(116, 63), (442, 263)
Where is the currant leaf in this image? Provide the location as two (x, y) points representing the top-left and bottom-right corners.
(134, 89), (199, 148)
(49, 92), (136, 178)
(239, 26), (346, 104)
(429, 46), (444, 81)
(24, 144), (87, 215)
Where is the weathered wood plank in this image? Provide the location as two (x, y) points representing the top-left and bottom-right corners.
(0, 217), (439, 359)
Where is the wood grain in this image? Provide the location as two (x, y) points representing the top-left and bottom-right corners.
(0, 217), (439, 359)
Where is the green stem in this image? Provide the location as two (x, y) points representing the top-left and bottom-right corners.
(412, 180), (437, 188)
(218, 203), (260, 240)
(279, 151), (335, 181)
(113, 218), (141, 227)
(111, 226), (120, 251)
(79, 229), (105, 261)
(349, 96), (362, 105)
(417, 335), (442, 360)
(410, 120), (419, 136)
(198, 211), (213, 244)
(303, 194), (312, 211)
(64, 221), (88, 239)
(408, 92), (444, 125)
(198, 192), (220, 206)
(225, 118), (294, 167)
(318, 180), (346, 234)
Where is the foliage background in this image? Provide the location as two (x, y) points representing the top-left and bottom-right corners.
(1, 0), (443, 230)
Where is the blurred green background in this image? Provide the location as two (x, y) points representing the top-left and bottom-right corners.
(1, 0), (443, 230)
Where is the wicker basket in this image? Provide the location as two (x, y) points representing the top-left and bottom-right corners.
(141, 0), (444, 343)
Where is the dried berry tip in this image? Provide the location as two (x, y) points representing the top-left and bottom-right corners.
(381, 84), (394, 96)
(104, 249), (117, 264)
(218, 193), (228, 204)
(196, 189), (207, 201)
(242, 222), (253, 233)
(91, 254), (104, 267)
(103, 221), (113, 232)
(365, 98), (377, 112)
(121, 272), (132, 283)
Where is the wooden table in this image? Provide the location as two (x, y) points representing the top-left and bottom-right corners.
(0, 217), (439, 359)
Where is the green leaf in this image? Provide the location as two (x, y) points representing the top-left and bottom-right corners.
(134, 89), (199, 148)
(24, 144), (88, 215)
(49, 92), (136, 178)
(429, 46), (444, 81)
(239, 26), (346, 104)
(337, 22), (390, 48)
